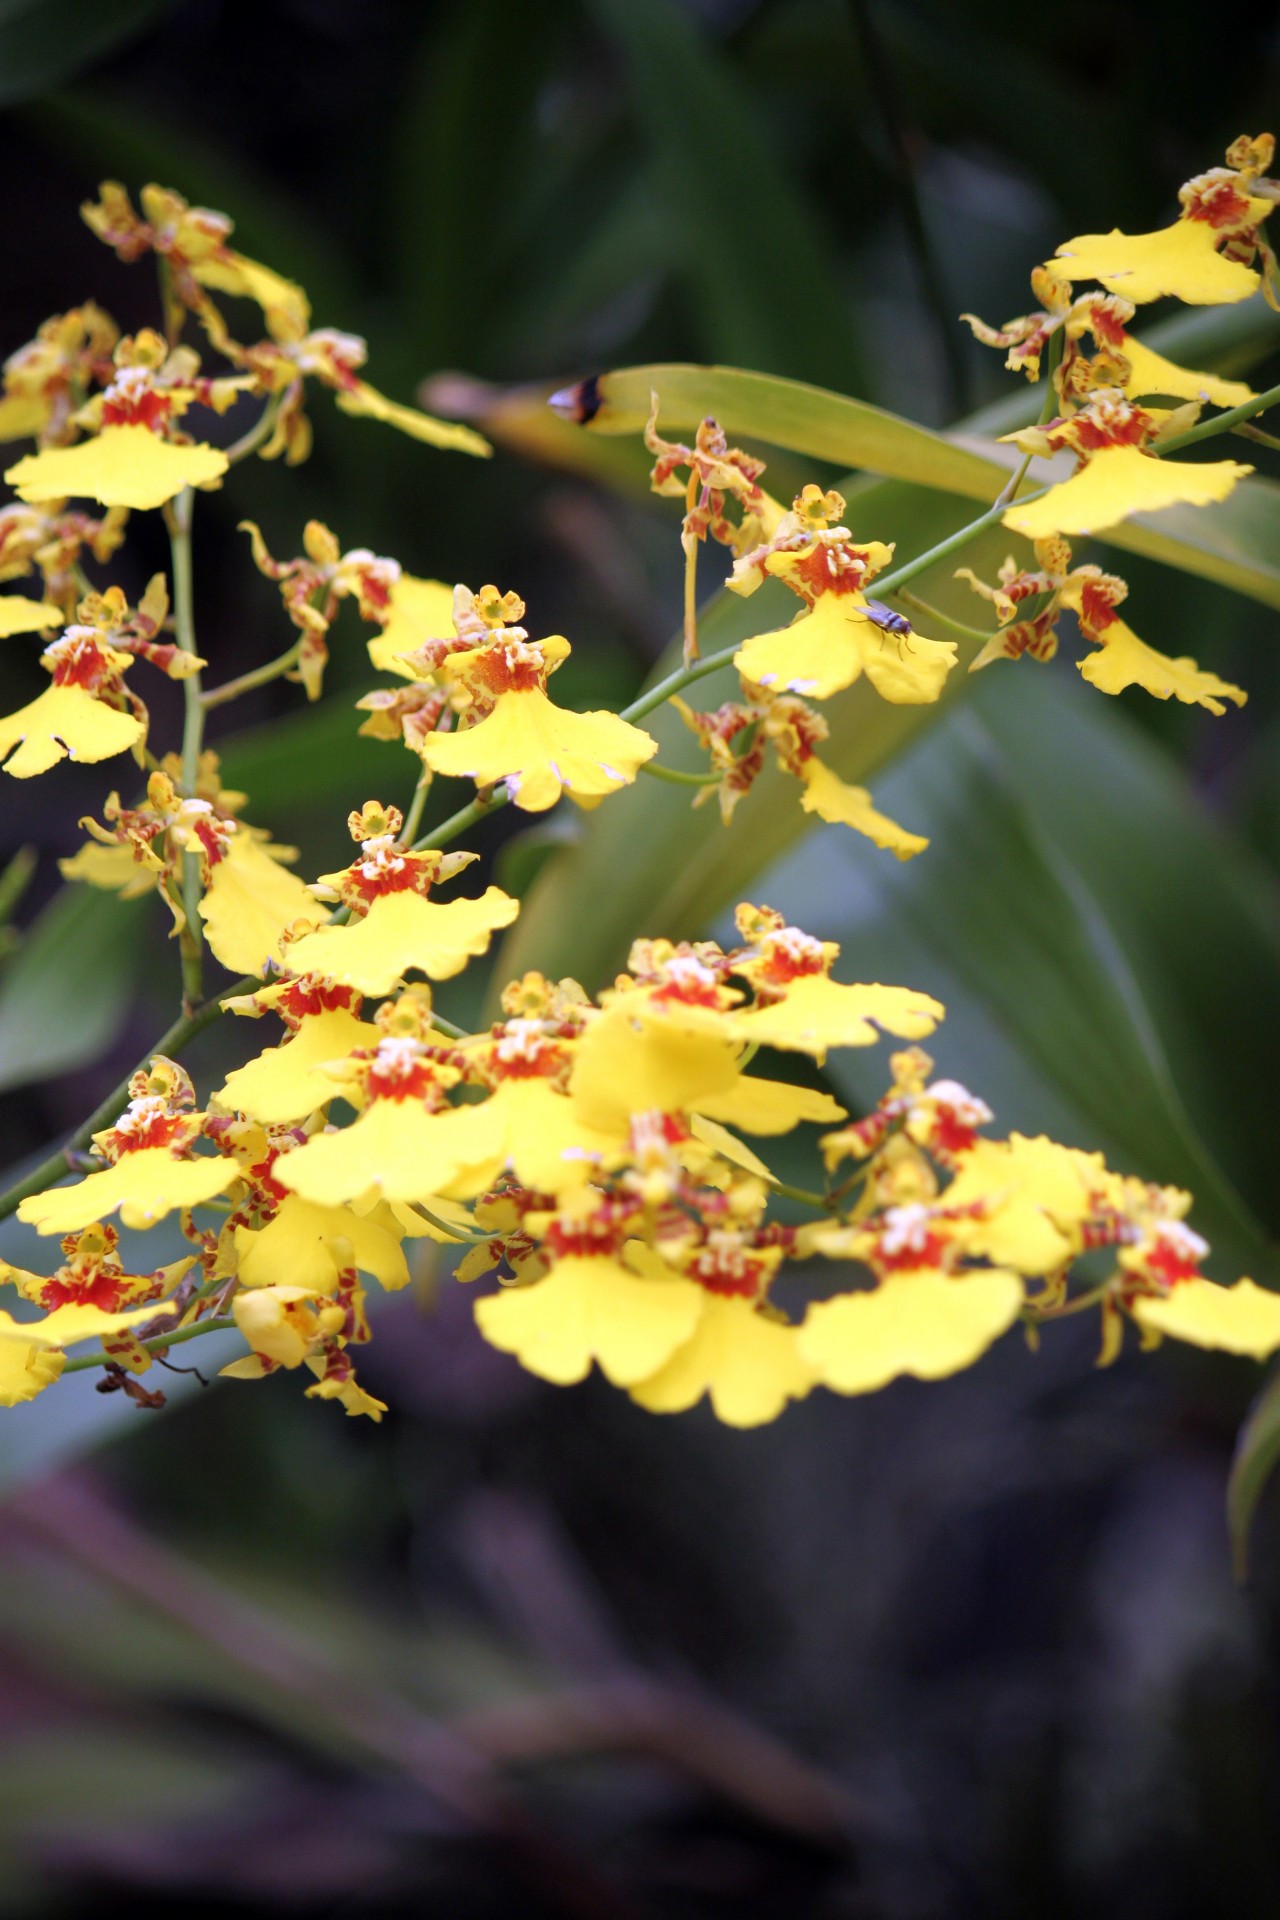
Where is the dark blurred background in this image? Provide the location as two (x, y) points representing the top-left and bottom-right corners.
(4, 1), (1280, 1913)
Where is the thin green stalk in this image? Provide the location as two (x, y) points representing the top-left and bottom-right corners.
(412, 790), (503, 854)
(890, 590), (997, 647)
(1154, 376), (1280, 456)
(1233, 422), (1280, 452)
(3, 486), (1042, 1226)
(168, 488), (205, 1008)
(223, 391), (284, 465)
(619, 640), (745, 725)
(61, 1313), (237, 1375)
(874, 496), (1043, 600)
(766, 1179), (829, 1211)
(200, 640), (303, 709)
(401, 761), (434, 845)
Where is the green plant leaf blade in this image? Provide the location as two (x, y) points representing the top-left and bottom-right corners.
(0, 883), (143, 1095)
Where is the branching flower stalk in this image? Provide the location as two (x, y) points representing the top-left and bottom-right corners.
(0, 156), (1276, 1432)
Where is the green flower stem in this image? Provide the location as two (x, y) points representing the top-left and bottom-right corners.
(766, 1179), (829, 1210)
(889, 590), (997, 647)
(61, 1313), (238, 1376)
(200, 640), (303, 709)
(619, 640), (746, 725)
(874, 493), (1045, 601)
(1154, 377), (1280, 457)
(640, 761), (722, 787)
(167, 488), (205, 1010)
(223, 390), (285, 466)
(401, 761), (434, 845)
(1233, 422), (1280, 452)
(2, 491), (1042, 1226)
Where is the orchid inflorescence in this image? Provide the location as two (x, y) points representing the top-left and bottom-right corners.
(0, 155), (1277, 1427)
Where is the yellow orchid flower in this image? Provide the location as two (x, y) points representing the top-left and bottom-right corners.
(628, 1294), (815, 1426)
(417, 625), (657, 811)
(273, 1036), (502, 1208)
(1131, 1277), (1280, 1356)
(1, 1222), (192, 1314)
(727, 487), (955, 702)
(0, 628), (145, 777)
(726, 914), (943, 1063)
(798, 1268), (1025, 1394)
(964, 271), (1255, 405)
(17, 1057), (237, 1235)
(0, 593), (62, 636)
(367, 574), (455, 677)
(1051, 137), (1278, 305)
(0, 1298), (170, 1406)
(476, 1252), (705, 1387)
(792, 756), (928, 859)
(1002, 389), (1251, 539)
(193, 825), (317, 976)
(215, 978), (380, 1124)
(281, 809), (517, 996)
(228, 1283), (346, 1370)
(232, 1193), (422, 1294)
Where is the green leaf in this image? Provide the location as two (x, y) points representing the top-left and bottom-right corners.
(566, 360), (1003, 496)
(0, 882), (143, 1095)
(0, 0), (172, 107)
(570, 356), (1280, 612)
(584, 0), (867, 394)
(1228, 1365), (1280, 1580)
(762, 699), (1270, 1273)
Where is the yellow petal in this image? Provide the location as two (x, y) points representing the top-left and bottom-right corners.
(1078, 617), (1246, 714)
(686, 1114), (775, 1181)
(193, 253), (311, 336)
(569, 1002), (741, 1132)
(735, 593), (955, 703)
(214, 1006), (380, 1123)
(798, 758), (928, 858)
(17, 1147), (237, 1235)
(0, 684), (144, 777)
(1053, 219), (1261, 304)
(0, 392), (54, 442)
(630, 1295), (815, 1426)
(1119, 335), (1253, 408)
(942, 1134), (1101, 1274)
(0, 1299), (163, 1347)
(0, 1330), (63, 1405)
(0, 594), (62, 636)
(693, 1075), (847, 1136)
(6, 424), (228, 510)
(199, 834), (318, 977)
(60, 842), (159, 896)
(474, 1253), (704, 1387)
(1003, 443), (1250, 539)
(282, 885), (519, 997)
(368, 575), (455, 678)
(334, 380), (491, 458)
(422, 687), (657, 812)
(275, 1099), (503, 1208)
(726, 975), (943, 1063)
(234, 1193), (412, 1292)
(798, 1269), (1024, 1393)
(1132, 1276), (1280, 1356)
(474, 1077), (621, 1190)
(232, 1284), (343, 1369)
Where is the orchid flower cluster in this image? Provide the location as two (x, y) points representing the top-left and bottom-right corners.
(0, 160), (1277, 1427)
